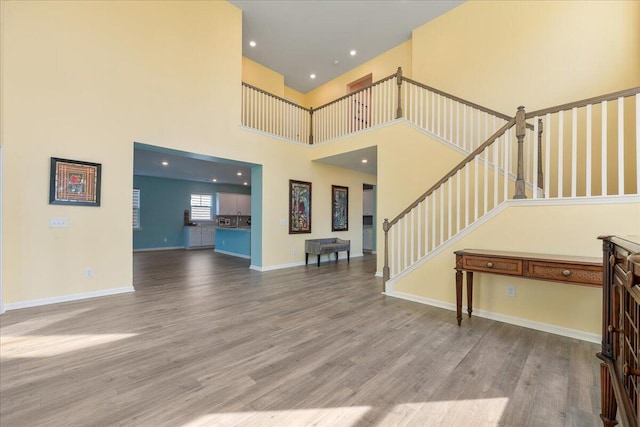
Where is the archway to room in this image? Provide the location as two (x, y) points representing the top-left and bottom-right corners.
(132, 142), (263, 287)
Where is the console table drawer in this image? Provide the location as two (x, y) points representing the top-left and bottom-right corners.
(527, 261), (603, 287)
(462, 255), (522, 275)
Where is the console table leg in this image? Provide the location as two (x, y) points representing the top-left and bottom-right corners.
(600, 362), (618, 427)
(466, 271), (473, 318)
(455, 270), (463, 326)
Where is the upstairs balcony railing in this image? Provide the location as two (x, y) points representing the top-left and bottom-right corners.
(240, 73), (639, 286)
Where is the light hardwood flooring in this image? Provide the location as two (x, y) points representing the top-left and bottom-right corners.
(1, 250), (601, 426)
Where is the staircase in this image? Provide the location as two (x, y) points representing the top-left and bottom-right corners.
(240, 70), (640, 289)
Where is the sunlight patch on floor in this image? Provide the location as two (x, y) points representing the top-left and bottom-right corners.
(380, 397), (510, 426)
(0, 308), (95, 336)
(0, 333), (138, 358)
(181, 406), (372, 427)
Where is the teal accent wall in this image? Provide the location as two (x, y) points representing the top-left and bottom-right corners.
(250, 165), (263, 267)
(133, 175), (250, 250)
(216, 228), (251, 257)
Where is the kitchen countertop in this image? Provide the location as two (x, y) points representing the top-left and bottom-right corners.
(216, 227), (251, 232)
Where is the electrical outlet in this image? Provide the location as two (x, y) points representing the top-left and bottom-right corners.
(163, 237), (168, 242)
(85, 268), (93, 278)
(49, 217), (68, 228)
(279, 219), (287, 226)
(506, 285), (516, 297)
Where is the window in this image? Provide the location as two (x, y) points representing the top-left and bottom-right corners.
(190, 193), (212, 220)
(132, 188), (141, 229)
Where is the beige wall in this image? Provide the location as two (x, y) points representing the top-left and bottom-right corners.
(411, 0), (640, 114)
(390, 201), (640, 335)
(242, 57), (285, 98)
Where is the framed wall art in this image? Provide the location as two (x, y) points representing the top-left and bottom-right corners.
(331, 185), (348, 231)
(289, 179), (311, 234)
(49, 157), (102, 206)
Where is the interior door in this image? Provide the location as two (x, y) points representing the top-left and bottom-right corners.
(347, 74), (372, 132)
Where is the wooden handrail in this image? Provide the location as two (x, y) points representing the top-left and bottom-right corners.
(402, 77), (534, 131)
(387, 118), (516, 227)
(525, 86), (640, 118)
(401, 77), (513, 122)
(313, 72), (397, 111)
(242, 82), (311, 111)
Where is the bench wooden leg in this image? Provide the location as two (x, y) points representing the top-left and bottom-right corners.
(335, 252), (339, 262)
(347, 251), (350, 263)
(317, 254), (320, 267)
(305, 253), (309, 265)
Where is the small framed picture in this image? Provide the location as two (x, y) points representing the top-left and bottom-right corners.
(289, 179), (311, 234)
(49, 157), (102, 206)
(331, 185), (348, 231)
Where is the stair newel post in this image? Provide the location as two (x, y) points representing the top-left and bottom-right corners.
(396, 67), (403, 119)
(537, 118), (544, 190)
(382, 218), (390, 289)
(513, 106), (527, 199)
(309, 107), (314, 145)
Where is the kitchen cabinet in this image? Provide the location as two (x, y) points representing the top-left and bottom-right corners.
(216, 193), (251, 215)
(363, 189), (373, 216)
(184, 226), (216, 249)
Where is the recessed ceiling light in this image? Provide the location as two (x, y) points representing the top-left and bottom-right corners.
(237, 172), (242, 176)
(212, 178), (217, 182)
(249, 41), (256, 47)
(361, 159), (368, 163)
(333, 60), (339, 65)
(310, 74), (316, 79)
(350, 50), (357, 56)
(243, 182), (248, 186)
(161, 161), (169, 166)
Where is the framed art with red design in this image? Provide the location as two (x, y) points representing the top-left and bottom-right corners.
(49, 157), (102, 206)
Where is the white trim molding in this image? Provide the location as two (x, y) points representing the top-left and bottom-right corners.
(251, 253), (363, 272)
(384, 289), (600, 344)
(4, 286), (135, 311)
(214, 249), (251, 259)
(133, 246), (184, 253)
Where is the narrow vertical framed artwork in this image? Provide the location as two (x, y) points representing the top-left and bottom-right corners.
(49, 157), (102, 206)
(289, 179), (311, 234)
(331, 185), (348, 231)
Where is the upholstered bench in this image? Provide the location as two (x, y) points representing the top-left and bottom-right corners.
(305, 238), (351, 267)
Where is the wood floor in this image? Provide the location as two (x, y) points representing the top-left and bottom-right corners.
(1, 250), (602, 426)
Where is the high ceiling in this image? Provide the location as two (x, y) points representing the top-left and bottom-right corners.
(136, 1), (464, 183)
(230, 0), (463, 94)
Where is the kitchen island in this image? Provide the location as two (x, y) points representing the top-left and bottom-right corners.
(214, 227), (251, 259)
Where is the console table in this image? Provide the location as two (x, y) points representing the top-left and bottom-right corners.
(454, 249), (603, 326)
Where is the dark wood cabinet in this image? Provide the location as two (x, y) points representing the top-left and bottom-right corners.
(598, 235), (640, 427)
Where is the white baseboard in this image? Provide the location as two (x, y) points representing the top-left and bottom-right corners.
(214, 249), (251, 259)
(4, 286), (135, 311)
(251, 253), (363, 272)
(375, 271), (383, 277)
(133, 246), (183, 252)
(251, 261), (305, 272)
(383, 289), (600, 344)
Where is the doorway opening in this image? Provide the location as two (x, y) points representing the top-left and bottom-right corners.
(347, 74), (372, 132)
(362, 183), (375, 253)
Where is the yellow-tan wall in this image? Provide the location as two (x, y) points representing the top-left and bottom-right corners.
(0, 0), (372, 305)
(411, 0), (640, 113)
(242, 57), (285, 98)
(389, 201), (640, 335)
